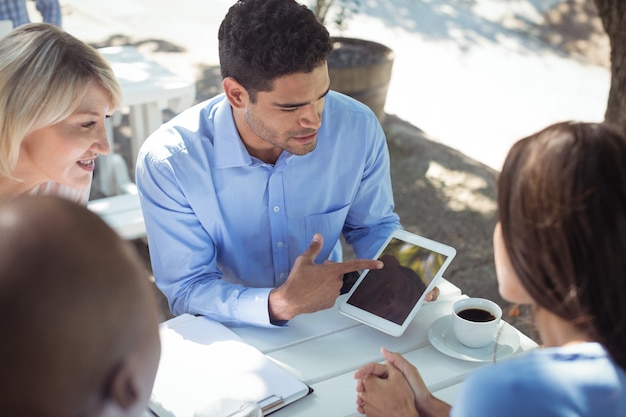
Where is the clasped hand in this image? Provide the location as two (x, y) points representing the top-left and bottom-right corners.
(354, 348), (450, 417)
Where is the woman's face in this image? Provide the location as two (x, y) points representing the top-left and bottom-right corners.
(493, 222), (533, 304)
(18, 82), (112, 189)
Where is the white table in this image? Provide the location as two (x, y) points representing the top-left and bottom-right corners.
(227, 279), (538, 416)
(88, 193), (145, 240)
(90, 45), (196, 238)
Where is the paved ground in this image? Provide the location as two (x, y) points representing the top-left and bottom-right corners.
(48, 0), (611, 340)
(57, 0), (610, 171)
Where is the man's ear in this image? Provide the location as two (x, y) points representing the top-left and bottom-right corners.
(108, 360), (139, 411)
(223, 77), (248, 109)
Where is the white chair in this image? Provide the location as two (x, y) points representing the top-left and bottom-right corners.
(88, 193), (145, 241)
(97, 45), (196, 175)
(89, 45), (196, 240)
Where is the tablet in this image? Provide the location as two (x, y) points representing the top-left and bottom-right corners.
(339, 229), (456, 337)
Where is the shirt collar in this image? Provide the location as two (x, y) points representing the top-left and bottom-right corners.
(213, 97), (294, 169)
(213, 98), (254, 169)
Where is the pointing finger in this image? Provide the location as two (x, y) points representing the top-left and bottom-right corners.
(299, 233), (324, 263)
(328, 258), (383, 276)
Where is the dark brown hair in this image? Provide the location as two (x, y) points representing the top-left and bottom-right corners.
(218, 0), (332, 102)
(498, 121), (626, 369)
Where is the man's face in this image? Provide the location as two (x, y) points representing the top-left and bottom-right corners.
(241, 63), (330, 162)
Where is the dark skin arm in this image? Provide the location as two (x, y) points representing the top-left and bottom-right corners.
(269, 233), (384, 321)
(269, 234), (441, 322)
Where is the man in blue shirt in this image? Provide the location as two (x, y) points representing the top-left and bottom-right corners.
(0, 0), (61, 28)
(137, 0), (408, 327)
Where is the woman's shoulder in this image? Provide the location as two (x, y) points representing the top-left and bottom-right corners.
(453, 343), (625, 417)
(471, 342), (620, 387)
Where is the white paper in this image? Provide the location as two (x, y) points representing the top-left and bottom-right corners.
(149, 314), (309, 417)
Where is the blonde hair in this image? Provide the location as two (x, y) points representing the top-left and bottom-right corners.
(0, 23), (122, 177)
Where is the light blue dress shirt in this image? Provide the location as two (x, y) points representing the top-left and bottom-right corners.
(136, 91), (401, 327)
(452, 342), (626, 416)
(0, 0), (62, 27)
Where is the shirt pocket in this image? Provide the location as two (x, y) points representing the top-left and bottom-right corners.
(305, 204), (350, 263)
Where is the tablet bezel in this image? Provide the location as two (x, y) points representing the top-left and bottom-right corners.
(338, 229), (456, 337)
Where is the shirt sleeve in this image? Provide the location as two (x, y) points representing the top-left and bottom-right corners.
(35, 0), (61, 26)
(136, 139), (279, 328)
(342, 114), (401, 259)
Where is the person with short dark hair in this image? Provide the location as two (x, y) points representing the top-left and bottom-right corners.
(0, 196), (161, 416)
(354, 121), (626, 417)
(136, 0), (410, 327)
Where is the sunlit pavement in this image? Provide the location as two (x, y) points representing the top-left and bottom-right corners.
(56, 0), (610, 171)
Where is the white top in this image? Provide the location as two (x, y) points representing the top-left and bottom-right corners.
(29, 180), (90, 205)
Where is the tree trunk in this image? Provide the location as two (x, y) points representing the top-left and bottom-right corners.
(312, 0), (334, 25)
(594, 0), (626, 135)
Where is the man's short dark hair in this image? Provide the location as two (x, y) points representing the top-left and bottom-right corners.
(218, 0), (332, 101)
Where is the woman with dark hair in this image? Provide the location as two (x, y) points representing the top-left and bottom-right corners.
(354, 121), (626, 417)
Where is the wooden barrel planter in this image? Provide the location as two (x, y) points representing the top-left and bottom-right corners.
(328, 37), (394, 123)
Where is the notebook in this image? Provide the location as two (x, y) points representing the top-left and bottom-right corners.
(148, 314), (311, 417)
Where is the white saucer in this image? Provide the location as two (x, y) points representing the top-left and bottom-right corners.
(427, 315), (521, 362)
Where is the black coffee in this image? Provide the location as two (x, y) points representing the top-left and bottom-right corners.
(457, 308), (496, 322)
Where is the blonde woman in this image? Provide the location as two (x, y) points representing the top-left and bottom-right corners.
(0, 23), (121, 203)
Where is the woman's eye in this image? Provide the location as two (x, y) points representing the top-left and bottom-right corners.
(81, 121), (97, 129)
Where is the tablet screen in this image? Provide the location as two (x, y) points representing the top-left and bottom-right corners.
(345, 237), (448, 325)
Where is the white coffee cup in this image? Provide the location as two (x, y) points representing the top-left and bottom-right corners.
(452, 298), (502, 348)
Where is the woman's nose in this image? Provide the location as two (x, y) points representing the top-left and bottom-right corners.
(94, 123), (111, 155)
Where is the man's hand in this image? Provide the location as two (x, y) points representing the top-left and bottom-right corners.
(268, 233), (383, 322)
(425, 286), (440, 302)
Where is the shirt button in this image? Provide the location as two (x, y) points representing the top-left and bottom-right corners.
(277, 241), (283, 248)
(273, 205), (280, 212)
(279, 272), (285, 279)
